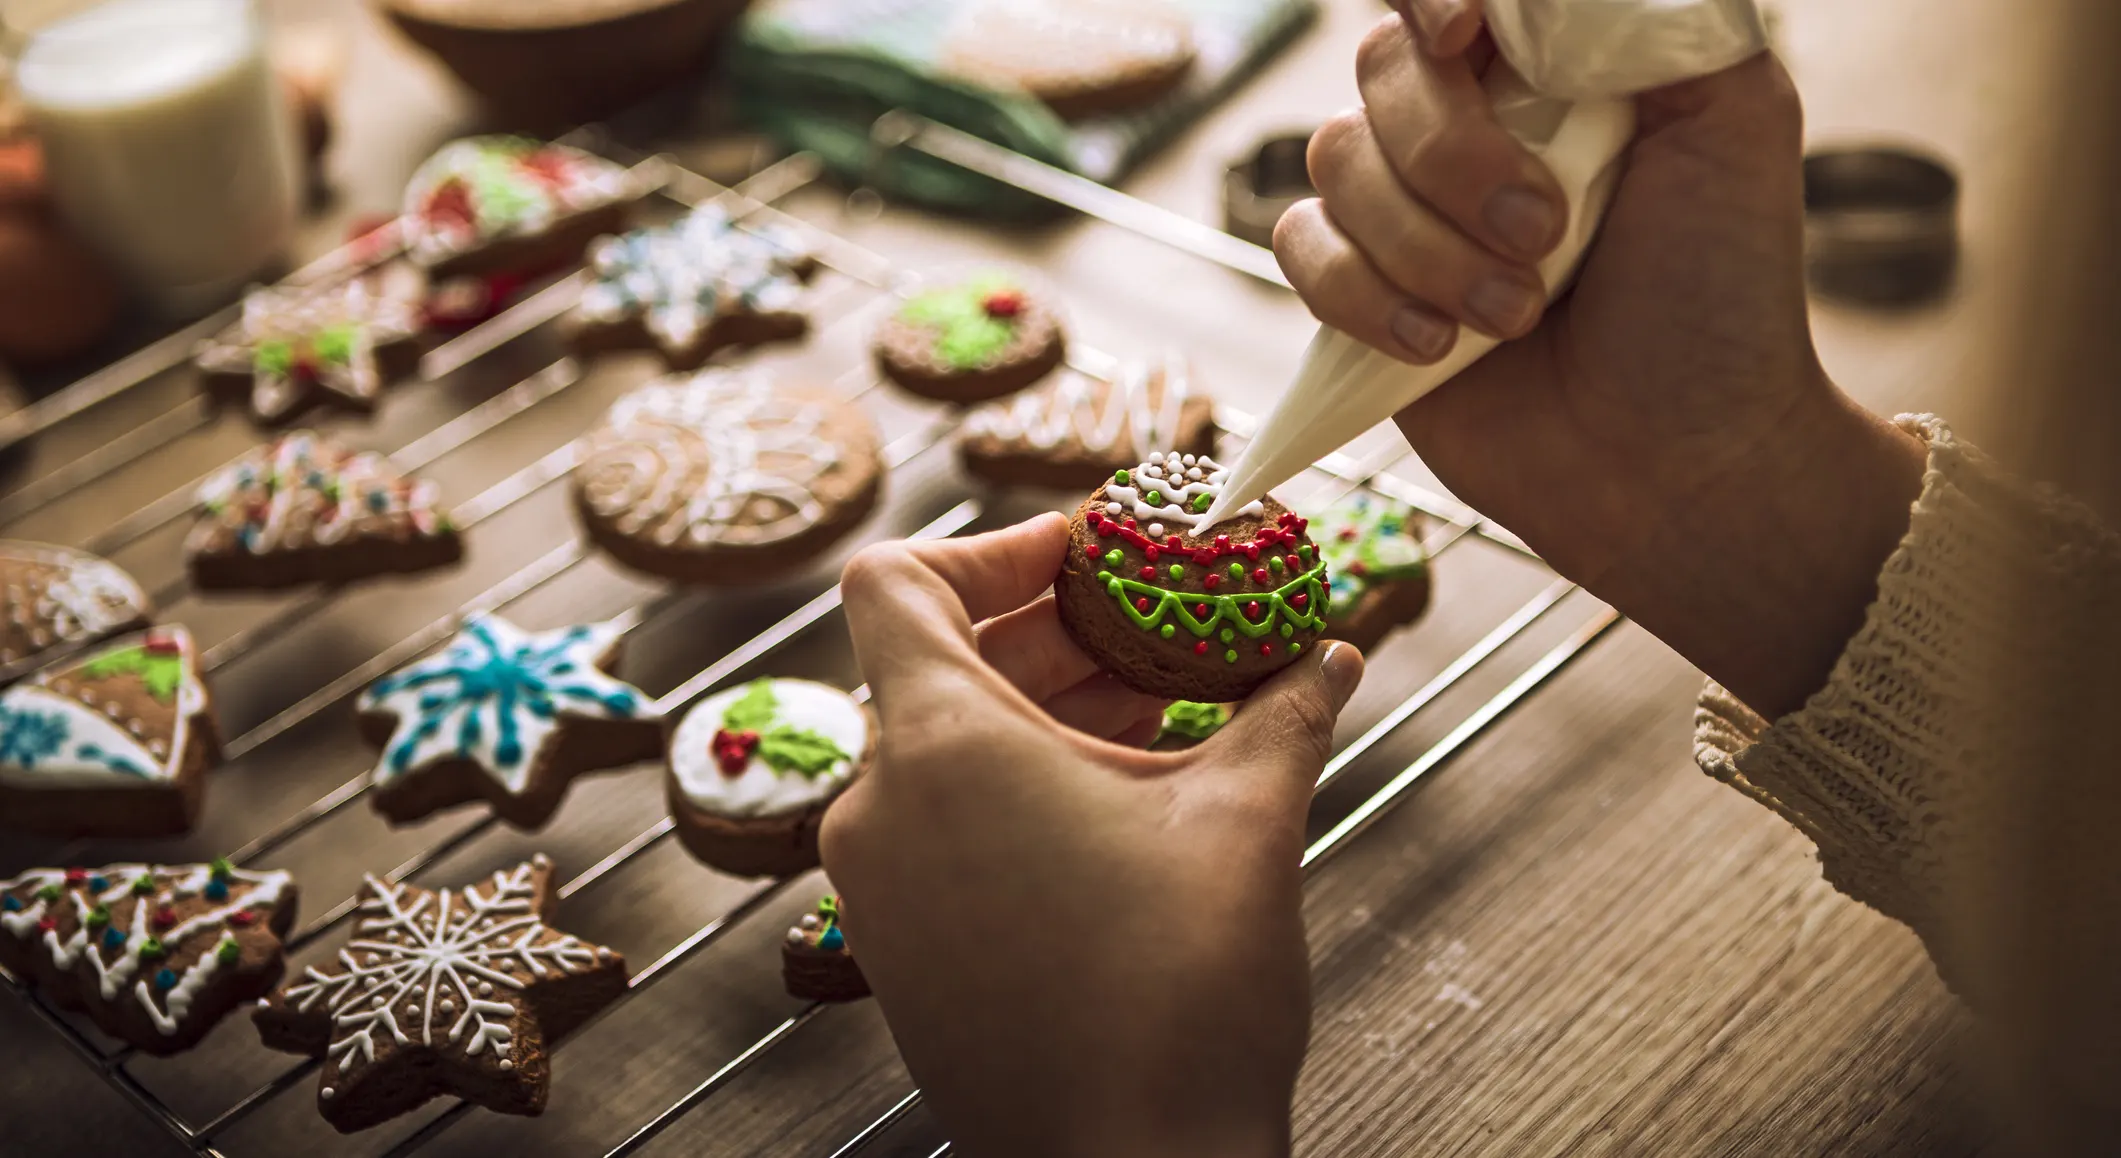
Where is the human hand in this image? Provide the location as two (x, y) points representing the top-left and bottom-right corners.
(1278, 6), (1925, 716)
(824, 515), (1364, 1158)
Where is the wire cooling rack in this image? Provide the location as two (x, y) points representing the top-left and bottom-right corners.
(0, 116), (1621, 1158)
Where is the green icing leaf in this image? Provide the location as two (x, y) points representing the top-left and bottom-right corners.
(722, 679), (779, 732)
(78, 647), (186, 703)
(898, 273), (1024, 370)
(936, 316), (1014, 367)
(756, 725), (851, 779)
(1159, 700), (1231, 742)
(467, 150), (543, 227)
(254, 339), (294, 376)
(312, 324), (358, 365)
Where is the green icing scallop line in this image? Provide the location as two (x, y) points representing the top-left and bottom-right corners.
(1095, 561), (1330, 640)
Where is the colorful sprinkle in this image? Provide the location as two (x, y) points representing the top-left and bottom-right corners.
(1224, 649), (1238, 663)
(154, 968), (178, 990)
(0, 896), (17, 913)
(102, 927), (126, 949)
(1104, 549), (1123, 567)
(217, 938), (242, 965)
(34, 884), (59, 903)
(1159, 624), (1176, 639)
(1168, 564), (1185, 580)
(85, 906), (109, 929)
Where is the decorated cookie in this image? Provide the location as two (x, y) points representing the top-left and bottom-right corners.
(958, 355), (1214, 490)
(0, 860), (297, 1055)
(1054, 453), (1330, 701)
(0, 627), (219, 838)
(575, 369), (884, 584)
(253, 856), (626, 1134)
(1152, 700), (1231, 751)
(185, 431), (461, 592)
(194, 279), (424, 425)
(403, 135), (639, 281)
(1315, 492), (1433, 652)
(940, 0), (1197, 120)
(782, 894), (869, 1003)
(873, 271), (1066, 404)
(667, 678), (874, 878)
(357, 614), (662, 829)
(567, 203), (817, 371)
(0, 541), (150, 685)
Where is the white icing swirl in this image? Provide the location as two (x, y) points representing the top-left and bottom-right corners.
(962, 354), (1191, 456)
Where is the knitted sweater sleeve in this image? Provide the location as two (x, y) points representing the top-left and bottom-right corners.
(1692, 414), (2121, 987)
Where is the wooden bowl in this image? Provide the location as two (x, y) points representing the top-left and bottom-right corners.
(374, 0), (749, 128)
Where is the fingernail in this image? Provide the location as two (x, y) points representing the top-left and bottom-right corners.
(1410, 0), (1464, 40)
(1320, 642), (1365, 709)
(1485, 186), (1561, 258)
(1466, 274), (1544, 337)
(1389, 304), (1457, 362)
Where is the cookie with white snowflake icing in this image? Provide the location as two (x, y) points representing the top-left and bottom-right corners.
(568, 203), (818, 370)
(958, 355), (1215, 490)
(194, 279), (423, 425)
(0, 627), (219, 838)
(0, 860), (295, 1054)
(403, 136), (640, 280)
(1314, 492), (1432, 652)
(186, 431), (462, 591)
(782, 894), (869, 1003)
(873, 270), (1067, 403)
(253, 856), (626, 1134)
(667, 678), (874, 878)
(574, 369), (884, 584)
(356, 613), (664, 829)
(0, 541), (151, 685)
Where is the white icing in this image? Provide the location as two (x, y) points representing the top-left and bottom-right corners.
(192, 280), (422, 421)
(0, 543), (147, 670)
(670, 679), (864, 819)
(961, 354), (1191, 456)
(579, 370), (843, 550)
(1102, 452), (1262, 534)
(188, 431), (447, 557)
(575, 203), (813, 352)
(0, 628), (203, 788)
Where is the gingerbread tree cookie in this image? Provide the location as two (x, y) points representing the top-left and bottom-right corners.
(253, 856), (626, 1134)
(0, 860), (297, 1054)
(0, 627), (220, 838)
(356, 613), (663, 829)
(194, 279), (424, 425)
(186, 431), (462, 592)
(404, 136), (640, 280)
(782, 894), (868, 1003)
(568, 203), (818, 371)
(1314, 492), (1432, 652)
(0, 541), (151, 685)
(958, 355), (1215, 490)
(874, 271), (1066, 404)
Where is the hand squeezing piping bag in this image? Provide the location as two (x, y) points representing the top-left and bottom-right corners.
(1198, 0), (1769, 529)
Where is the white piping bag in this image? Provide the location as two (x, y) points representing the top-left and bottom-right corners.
(1199, 0), (1769, 529)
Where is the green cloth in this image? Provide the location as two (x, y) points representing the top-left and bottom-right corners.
(728, 0), (1319, 215)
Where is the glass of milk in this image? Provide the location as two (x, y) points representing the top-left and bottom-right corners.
(9, 0), (301, 316)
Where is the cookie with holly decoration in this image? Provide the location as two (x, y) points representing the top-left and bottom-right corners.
(194, 279), (424, 425)
(1315, 491), (1432, 652)
(782, 894), (869, 1002)
(1055, 452), (1330, 701)
(186, 431), (461, 592)
(567, 203), (818, 371)
(403, 135), (641, 281)
(0, 860), (296, 1054)
(667, 678), (873, 878)
(873, 271), (1066, 404)
(0, 626), (219, 838)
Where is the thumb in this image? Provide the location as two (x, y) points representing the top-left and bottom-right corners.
(1197, 642), (1365, 798)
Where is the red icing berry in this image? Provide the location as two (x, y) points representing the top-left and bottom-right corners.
(1135, 597), (1151, 613)
(37, 916), (56, 933)
(1138, 565), (1156, 580)
(711, 728), (761, 776)
(1252, 568), (1270, 585)
(1260, 643), (1275, 656)
(1245, 544), (1261, 561)
(1285, 555), (1304, 572)
(290, 354), (321, 383)
(1194, 641), (1210, 655)
(981, 289), (1026, 318)
(1291, 593), (1309, 611)
(1087, 543), (1102, 560)
(1194, 603), (1210, 618)
(1213, 535), (1230, 550)
(1245, 601), (1262, 620)
(1203, 573), (1221, 589)
(63, 867), (87, 883)
(1144, 546), (1160, 562)
(227, 910), (256, 927)
(152, 905), (177, 930)
(1122, 518), (1138, 532)
(1097, 520), (1117, 537)
(1166, 534), (1183, 548)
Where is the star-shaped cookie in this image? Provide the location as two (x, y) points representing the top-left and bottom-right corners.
(252, 856), (626, 1133)
(567, 203), (817, 370)
(355, 613), (663, 829)
(195, 279), (424, 425)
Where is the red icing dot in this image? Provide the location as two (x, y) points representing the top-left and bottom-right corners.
(152, 906), (177, 930)
(1144, 546), (1159, 562)
(290, 354), (321, 383)
(1194, 641), (1210, 655)
(1245, 544), (1261, 561)
(1245, 601), (1262, 619)
(227, 910), (256, 927)
(711, 728), (761, 776)
(1097, 521), (1116, 537)
(1348, 561), (1369, 577)
(1165, 534), (1183, 548)
(1135, 597), (1151, 613)
(1122, 518), (1138, 532)
(1291, 593), (1309, 610)
(37, 916), (56, 933)
(1252, 568), (1270, 585)
(1260, 643), (1275, 656)
(1086, 543), (1103, 560)
(1138, 566), (1157, 580)
(1213, 535), (1230, 550)
(1285, 554), (1304, 572)
(981, 289), (1026, 318)
(1203, 573), (1221, 589)
(1194, 603), (1210, 618)
(1338, 527), (1359, 542)
(63, 867), (87, 883)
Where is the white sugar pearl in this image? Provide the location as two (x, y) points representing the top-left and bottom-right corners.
(1147, 523), (1165, 539)
(478, 981), (494, 996)
(799, 914), (821, 930)
(372, 993), (387, 1007)
(787, 927), (805, 944)
(439, 999), (455, 1013)
(1186, 468), (1203, 481)
(499, 1059), (514, 1072)
(363, 953), (378, 965)
(532, 853), (551, 868)
(1181, 454), (1196, 466)
(1105, 502), (1122, 517)
(596, 947), (613, 961)
(320, 1087), (335, 1100)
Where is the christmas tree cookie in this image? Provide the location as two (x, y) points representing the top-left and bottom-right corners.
(1314, 492), (1432, 652)
(194, 279), (423, 425)
(185, 431), (462, 591)
(0, 860), (297, 1054)
(873, 271), (1066, 403)
(959, 355), (1215, 490)
(356, 613), (663, 829)
(567, 203), (818, 371)
(667, 678), (873, 878)
(782, 894), (869, 1003)
(253, 856), (626, 1134)
(0, 541), (151, 685)
(0, 627), (219, 838)
(1055, 452), (1330, 701)
(403, 136), (640, 280)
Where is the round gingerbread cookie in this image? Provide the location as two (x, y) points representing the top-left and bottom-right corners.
(957, 354), (1214, 491)
(873, 271), (1065, 404)
(666, 677), (875, 878)
(940, 0), (1196, 120)
(574, 369), (884, 584)
(1314, 491), (1433, 652)
(1054, 452), (1330, 701)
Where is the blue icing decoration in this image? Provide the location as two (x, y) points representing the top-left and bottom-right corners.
(204, 879), (229, 901)
(818, 925), (845, 951)
(0, 706), (70, 768)
(154, 968), (178, 990)
(1, 896), (19, 912)
(88, 876), (108, 892)
(103, 927), (125, 948)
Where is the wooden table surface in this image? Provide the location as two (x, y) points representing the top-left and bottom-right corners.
(2, 0), (2083, 1154)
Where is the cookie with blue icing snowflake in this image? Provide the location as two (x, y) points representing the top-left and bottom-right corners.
(1313, 492), (1431, 652)
(566, 203), (818, 371)
(356, 613), (663, 829)
(0, 626), (219, 838)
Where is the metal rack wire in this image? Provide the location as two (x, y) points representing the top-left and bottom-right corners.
(0, 116), (1620, 1158)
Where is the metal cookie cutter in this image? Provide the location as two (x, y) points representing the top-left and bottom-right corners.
(1803, 145), (1960, 305)
(1224, 131), (1317, 249)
